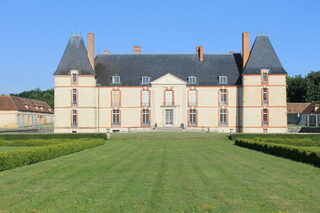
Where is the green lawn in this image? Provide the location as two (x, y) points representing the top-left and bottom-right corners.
(0, 133), (319, 213)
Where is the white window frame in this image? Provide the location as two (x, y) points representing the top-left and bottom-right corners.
(142, 109), (150, 126)
(219, 109), (227, 126)
(189, 109), (197, 126)
(188, 76), (197, 85)
(70, 70), (79, 84)
(188, 90), (197, 106)
(72, 88), (77, 106)
(220, 89), (227, 106)
(112, 76), (121, 85)
(261, 69), (269, 82)
(112, 109), (120, 126)
(141, 76), (151, 85)
(72, 109), (77, 127)
(141, 90), (150, 107)
(165, 90), (173, 106)
(112, 90), (120, 107)
(262, 88), (268, 105)
(219, 76), (227, 85)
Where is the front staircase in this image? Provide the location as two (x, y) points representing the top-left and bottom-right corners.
(155, 127), (184, 132)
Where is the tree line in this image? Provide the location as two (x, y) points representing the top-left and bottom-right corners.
(10, 88), (54, 108)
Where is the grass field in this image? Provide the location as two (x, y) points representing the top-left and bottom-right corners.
(0, 133), (319, 212)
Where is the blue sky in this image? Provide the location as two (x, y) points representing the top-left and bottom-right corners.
(0, 0), (319, 94)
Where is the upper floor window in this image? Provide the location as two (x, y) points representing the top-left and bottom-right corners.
(112, 75), (121, 85)
(220, 89), (227, 106)
(261, 69), (269, 82)
(165, 90), (173, 106)
(141, 90), (150, 107)
(71, 70), (78, 83)
(141, 76), (151, 85)
(72, 88), (77, 106)
(262, 88), (268, 105)
(188, 90), (197, 106)
(219, 76), (227, 84)
(188, 76), (197, 85)
(112, 90), (120, 107)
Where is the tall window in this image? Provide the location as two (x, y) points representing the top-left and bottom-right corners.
(219, 109), (227, 126)
(262, 109), (268, 126)
(112, 109), (120, 126)
(262, 88), (268, 105)
(219, 76), (227, 84)
(188, 76), (197, 85)
(112, 76), (121, 85)
(72, 110), (77, 127)
(142, 109), (150, 126)
(141, 90), (150, 107)
(141, 76), (151, 85)
(72, 88), (77, 106)
(189, 109), (197, 126)
(188, 90), (197, 106)
(72, 73), (77, 83)
(112, 90), (120, 107)
(261, 70), (269, 82)
(220, 89), (227, 106)
(165, 90), (173, 106)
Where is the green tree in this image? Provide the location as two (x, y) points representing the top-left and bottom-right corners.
(306, 71), (320, 102)
(286, 75), (307, 102)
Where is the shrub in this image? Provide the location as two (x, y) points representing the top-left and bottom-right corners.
(0, 139), (105, 171)
(0, 138), (98, 147)
(229, 133), (320, 141)
(235, 139), (320, 167)
(0, 133), (107, 141)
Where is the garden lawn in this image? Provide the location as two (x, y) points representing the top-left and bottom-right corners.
(0, 133), (319, 213)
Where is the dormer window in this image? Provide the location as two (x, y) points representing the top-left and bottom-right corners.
(112, 76), (121, 85)
(219, 76), (227, 84)
(70, 70), (79, 83)
(188, 76), (197, 85)
(261, 69), (269, 82)
(141, 76), (151, 85)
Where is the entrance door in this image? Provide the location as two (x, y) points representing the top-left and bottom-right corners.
(165, 109), (173, 126)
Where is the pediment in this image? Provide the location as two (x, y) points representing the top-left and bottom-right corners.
(151, 73), (187, 85)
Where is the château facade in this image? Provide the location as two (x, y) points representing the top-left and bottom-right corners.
(54, 32), (287, 133)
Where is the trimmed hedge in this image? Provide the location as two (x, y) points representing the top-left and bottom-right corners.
(0, 139), (105, 171)
(0, 133), (107, 140)
(247, 137), (320, 147)
(230, 133), (320, 141)
(0, 138), (98, 147)
(235, 139), (320, 167)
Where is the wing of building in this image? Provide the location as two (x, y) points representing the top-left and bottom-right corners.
(54, 32), (287, 133)
(0, 96), (54, 128)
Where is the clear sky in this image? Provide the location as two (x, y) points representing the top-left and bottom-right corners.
(0, 0), (319, 94)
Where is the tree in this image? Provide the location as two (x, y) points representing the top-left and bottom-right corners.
(286, 75), (307, 102)
(306, 71), (320, 102)
(10, 88), (54, 108)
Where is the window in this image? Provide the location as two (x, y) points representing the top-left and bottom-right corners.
(219, 109), (227, 126)
(262, 88), (268, 105)
(188, 76), (197, 85)
(262, 109), (268, 126)
(141, 90), (150, 107)
(112, 90), (120, 107)
(142, 109), (150, 126)
(112, 109), (120, 126)
(165, 90), (173, 106)
(219, 76), (227, 84)
(112, 76), (121, 85)
(188, 90), (197, 106)
(71, 70), (78, 83)
(72, 110), (77, 127)
(141, 76), (151, 85)
(220, 89), (227, 106)
(261, 69), (269, 82)
(72, 88), (77, 106)
(189, 109), (197, 126)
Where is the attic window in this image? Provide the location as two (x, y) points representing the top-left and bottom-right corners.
(261, 69), (269, 82)
(112, 76), (121, 85)
(188, 76), (197, 85)
(219, 76), (227, 84)
(25, 105), (29, 109)
(70, 70), (79, 83)
(141, 76), (151, 85)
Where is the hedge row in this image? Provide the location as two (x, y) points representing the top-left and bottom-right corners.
(0, 138), (97, 147)
(0, 139), (105, 171)
(247, 137), (320, 147)
(235, 139), (320, 167)
(230, 133), (320, 141)
(0, 133), (107, 140)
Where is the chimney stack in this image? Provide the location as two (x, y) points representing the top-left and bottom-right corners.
(229, 51), (235, 54)
(196, 46), (204, 61)
(134, 46), (141, 54)
(103, 50), (110, 54)
(242, 32), (250, 68)
(87, 33), (95, 68)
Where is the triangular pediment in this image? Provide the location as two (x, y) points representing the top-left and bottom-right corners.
(151, 73), (187, 85)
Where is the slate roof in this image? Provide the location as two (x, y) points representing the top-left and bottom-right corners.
(287, 103), (310, 113)
(54, 35), (94, 75)
(243, 35), (286, 75)
(0, 96), (53, 114)
(94, 53), (242, 86)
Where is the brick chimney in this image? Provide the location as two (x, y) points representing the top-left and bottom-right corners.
(229, 51), (235, 54)
(87, 33), (94, 68)
(134, 46), (141, 54)
(242, 32), (250, 68)
(196, 46), (204, 61)
(103, 50), (110, 54)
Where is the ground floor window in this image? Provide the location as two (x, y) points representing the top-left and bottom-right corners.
(189, 109), (197, 126)
(112, 109), (120, 126)
(142, 109), (150, 126)
(72, 110), (77, 127)
(219, 109), (227, 126)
